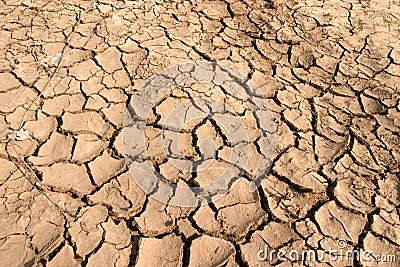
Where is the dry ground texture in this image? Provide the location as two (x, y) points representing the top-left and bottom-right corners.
(0, 0), (400, 266)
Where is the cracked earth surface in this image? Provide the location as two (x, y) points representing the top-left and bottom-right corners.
(0, 0), (399, 266)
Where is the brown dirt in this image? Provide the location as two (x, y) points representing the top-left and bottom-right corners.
(0, 0), (399, 266)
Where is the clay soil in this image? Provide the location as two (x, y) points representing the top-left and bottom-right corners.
(0, 0), (399, 266)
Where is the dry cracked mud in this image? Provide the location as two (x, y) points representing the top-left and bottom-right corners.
(0, 0), (399, 266)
